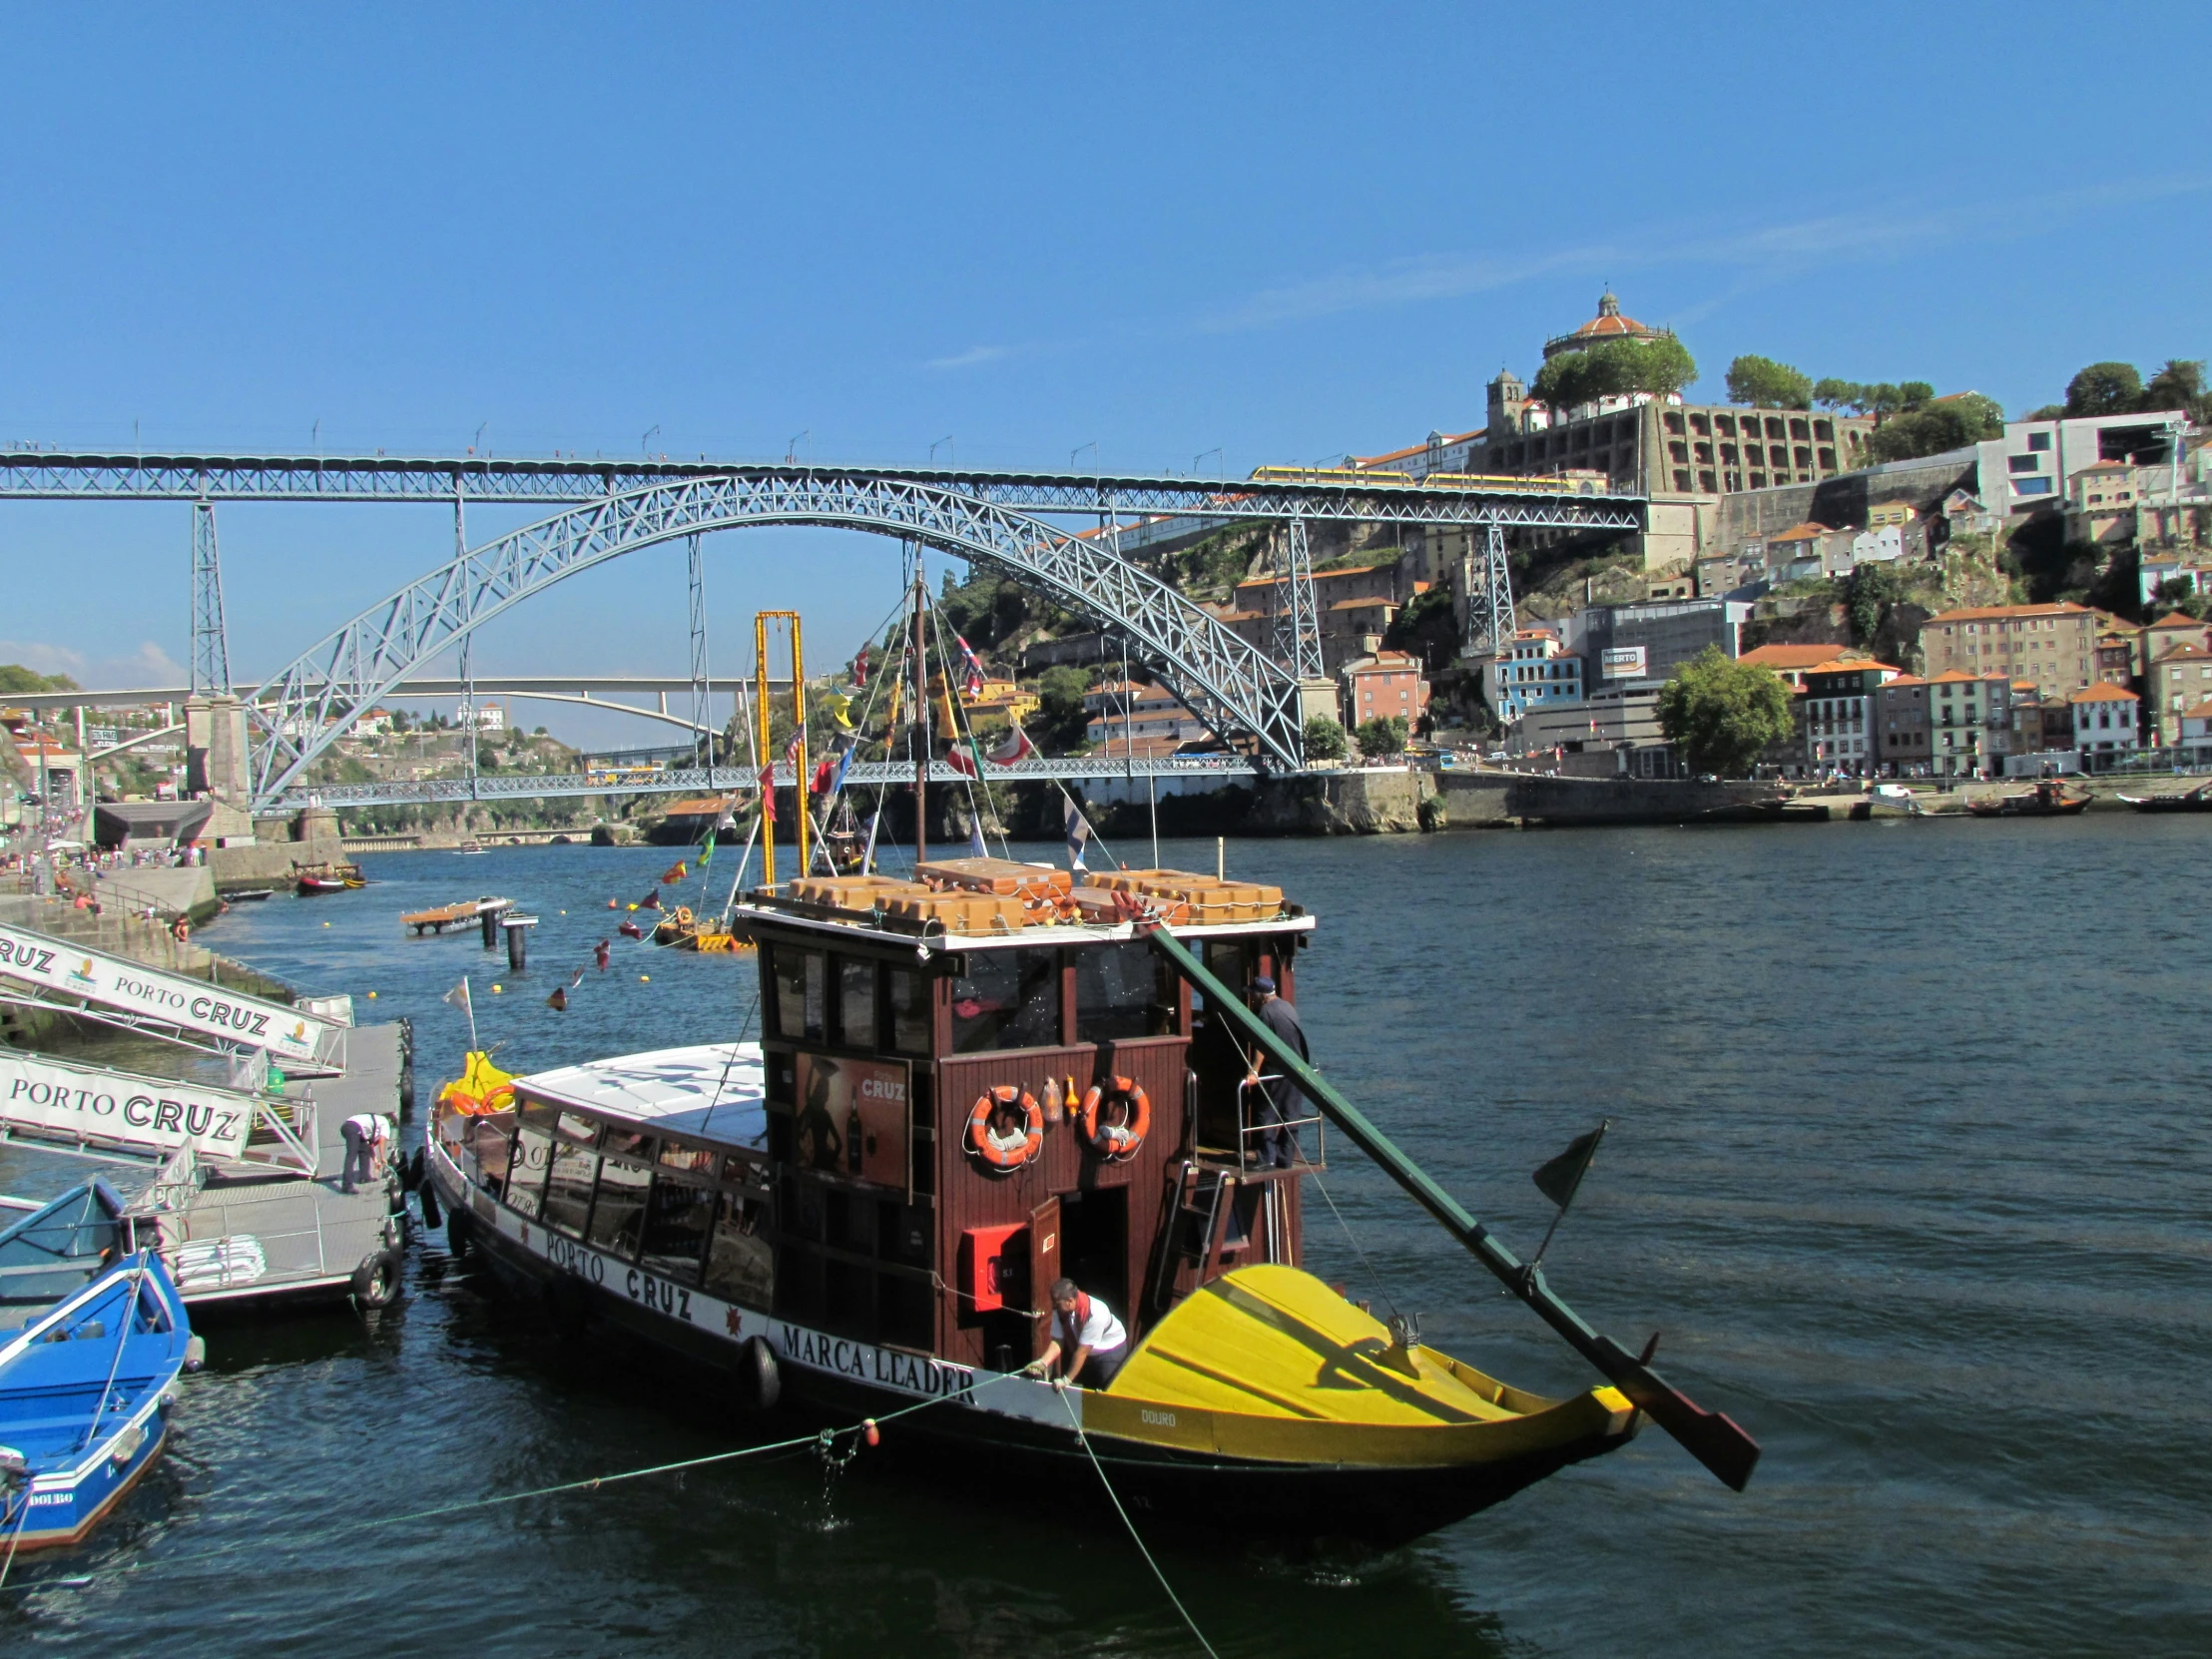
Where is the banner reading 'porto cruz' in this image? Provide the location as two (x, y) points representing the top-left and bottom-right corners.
(0, 925), (334, 1065)
(0, 1047), (258, 1159)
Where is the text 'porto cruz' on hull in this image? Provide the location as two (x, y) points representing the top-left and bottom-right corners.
(426, 855), (1756, 1548)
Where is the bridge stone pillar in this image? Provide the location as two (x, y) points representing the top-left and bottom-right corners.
(184, 693), (250, 804)
(1297, 677), (1342, 732)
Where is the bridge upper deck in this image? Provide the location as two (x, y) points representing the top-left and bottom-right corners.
(0, 450), (1645, 523)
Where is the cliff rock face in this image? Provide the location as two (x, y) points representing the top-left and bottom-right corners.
(1244, 771), (1435, 835)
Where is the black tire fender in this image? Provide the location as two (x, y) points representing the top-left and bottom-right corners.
(419, 1182), (443, 1231)
(737, 1334), (781, 1413)
(446, 1206), (473, 1260)
(351, 1247), (402, 1309)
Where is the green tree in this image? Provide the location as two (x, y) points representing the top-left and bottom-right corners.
(1303, 714), (1348, 761)
(1032, 665), (1093, 750)
(1898, 381), (1935, 408)
(0, 664), (79, 694)
(2142, 358), (2211, 420)
(1846, 561), (1906, 647)
(1724, 354), (1813, 409)
(1866, 393), (2005, 463)
(1656, 646), (1794, 777)
(1813, 377), (1861, 410)
(2065, 361), (2143, 417)
(1353, 715), (1408, 759)
(1530, 335), (1697, 410)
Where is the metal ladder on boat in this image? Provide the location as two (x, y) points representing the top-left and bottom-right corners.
(1148, 1160), (1238, 1318)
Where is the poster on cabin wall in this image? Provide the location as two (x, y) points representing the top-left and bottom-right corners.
(793, 1053), (910, 1193)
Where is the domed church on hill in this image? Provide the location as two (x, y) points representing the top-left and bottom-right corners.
(1541, 289), (1673, 359)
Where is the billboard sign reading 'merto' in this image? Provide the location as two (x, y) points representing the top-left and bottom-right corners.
(0, 926), (334, 1065)
(1601, 646), (1648, 680)
(0, 1047), (257, 1159)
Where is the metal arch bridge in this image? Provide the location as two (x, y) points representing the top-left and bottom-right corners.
(0, 451), (1643, 810)
(266, 754), (1278, 814)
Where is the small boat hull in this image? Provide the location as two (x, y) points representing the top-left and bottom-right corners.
(2118, 791), (2212, 813)
(0, 1250), (196, 1554)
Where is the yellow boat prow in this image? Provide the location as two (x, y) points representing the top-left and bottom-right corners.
(1084, 1265), (1637, 1470)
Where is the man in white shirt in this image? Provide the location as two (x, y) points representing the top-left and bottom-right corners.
(1028, 1277), (1129, 1389)
(340, 1112), (389, 1195)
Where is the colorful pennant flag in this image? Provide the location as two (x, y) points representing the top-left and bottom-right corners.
(991, 725), (1037, 765)
(1063, 796), (1090, 871)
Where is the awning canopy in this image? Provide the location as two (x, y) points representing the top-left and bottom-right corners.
(92, 800), (214, 847)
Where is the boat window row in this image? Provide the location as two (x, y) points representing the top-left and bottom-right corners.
(764, 939), (1182, 1057)
(770, 947), (930, 1054)
(470, 1106), (775, 1306)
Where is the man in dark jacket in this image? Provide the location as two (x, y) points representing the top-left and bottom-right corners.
(1249, 975), (1307, 1168)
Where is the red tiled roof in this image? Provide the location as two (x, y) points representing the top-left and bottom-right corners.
(2070, 682), (2140, 703)
(1350, 426), (1484, 469)
(1739, 643), (1858, 669)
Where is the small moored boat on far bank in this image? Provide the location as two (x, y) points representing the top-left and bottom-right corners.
(293, 859), (366, 894)
(2116, 782), (2212, 813)
(1965, 779), (2092, 817)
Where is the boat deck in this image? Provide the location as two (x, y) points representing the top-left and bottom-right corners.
(161, 1022), (406, 1302)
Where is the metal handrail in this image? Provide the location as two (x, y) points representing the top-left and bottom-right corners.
(1234, 1073), (1326, 1170)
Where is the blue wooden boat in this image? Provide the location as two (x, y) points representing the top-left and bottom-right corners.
(0, 1182), (200, 1556)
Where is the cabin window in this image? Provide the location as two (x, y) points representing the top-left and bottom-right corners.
(703, 1191), (774, 1305)
(1202, 940), (1251, 996)
(950, 948), (1061, 1052)
(637, 1179), (715, 1285)
(556, 1110), (601, 1146)
(1075, 941), (1173, 1042)
(471, 1119), (513, 1198)
(772, 946), (826, 1041)
(602, 1129), (653, 1161)
(507, 1114), (556, 1219)
(887, 969), (930, 1055)
(586, 1158), (651, 1259)
(658, 1138), (717, 1176)
(722, 1152), (772, 1191)
(838, 958), (877, 1048)
(543, 1143), (600, 1237)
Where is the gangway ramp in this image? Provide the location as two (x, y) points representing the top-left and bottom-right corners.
(0, 920), (345, 1072)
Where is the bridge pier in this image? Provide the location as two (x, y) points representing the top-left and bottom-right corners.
(184, 692), (250, 803)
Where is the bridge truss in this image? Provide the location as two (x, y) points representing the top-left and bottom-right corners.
(0, 452), (1641, 808)
(268, 753), (1271, 813)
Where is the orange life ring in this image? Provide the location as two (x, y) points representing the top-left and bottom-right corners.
(1079, 1076), (1150, 1161)
(966, 1085), (1043, 1171)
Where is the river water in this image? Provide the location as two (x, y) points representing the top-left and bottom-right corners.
(2, 822), (2206, 1656)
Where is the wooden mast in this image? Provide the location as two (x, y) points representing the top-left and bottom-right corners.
(911, 563), (928, 865)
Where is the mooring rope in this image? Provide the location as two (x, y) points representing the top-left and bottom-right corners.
(1053, 1386), (1221, 1659)
(117, 1372), (1025, 1578)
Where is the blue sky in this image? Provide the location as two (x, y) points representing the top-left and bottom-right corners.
(1, 3), (2202, 742)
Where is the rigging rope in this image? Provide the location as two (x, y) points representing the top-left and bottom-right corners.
(125, 1370), (1030, 1578)
(1053, 1386), (1221, 1659)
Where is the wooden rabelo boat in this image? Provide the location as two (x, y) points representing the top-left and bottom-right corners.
(651, 903), (755, 953)
(426, 858), (1757, 1547)
(293, 858), (365, 894)
(2116, 782), (2212, 813)
(1965, 779), (2092, 817)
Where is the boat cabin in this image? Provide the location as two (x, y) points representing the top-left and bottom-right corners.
(452, 861), (1319, 1373)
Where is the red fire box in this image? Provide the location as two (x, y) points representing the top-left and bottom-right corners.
(958, 1223), (1027, 1313)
